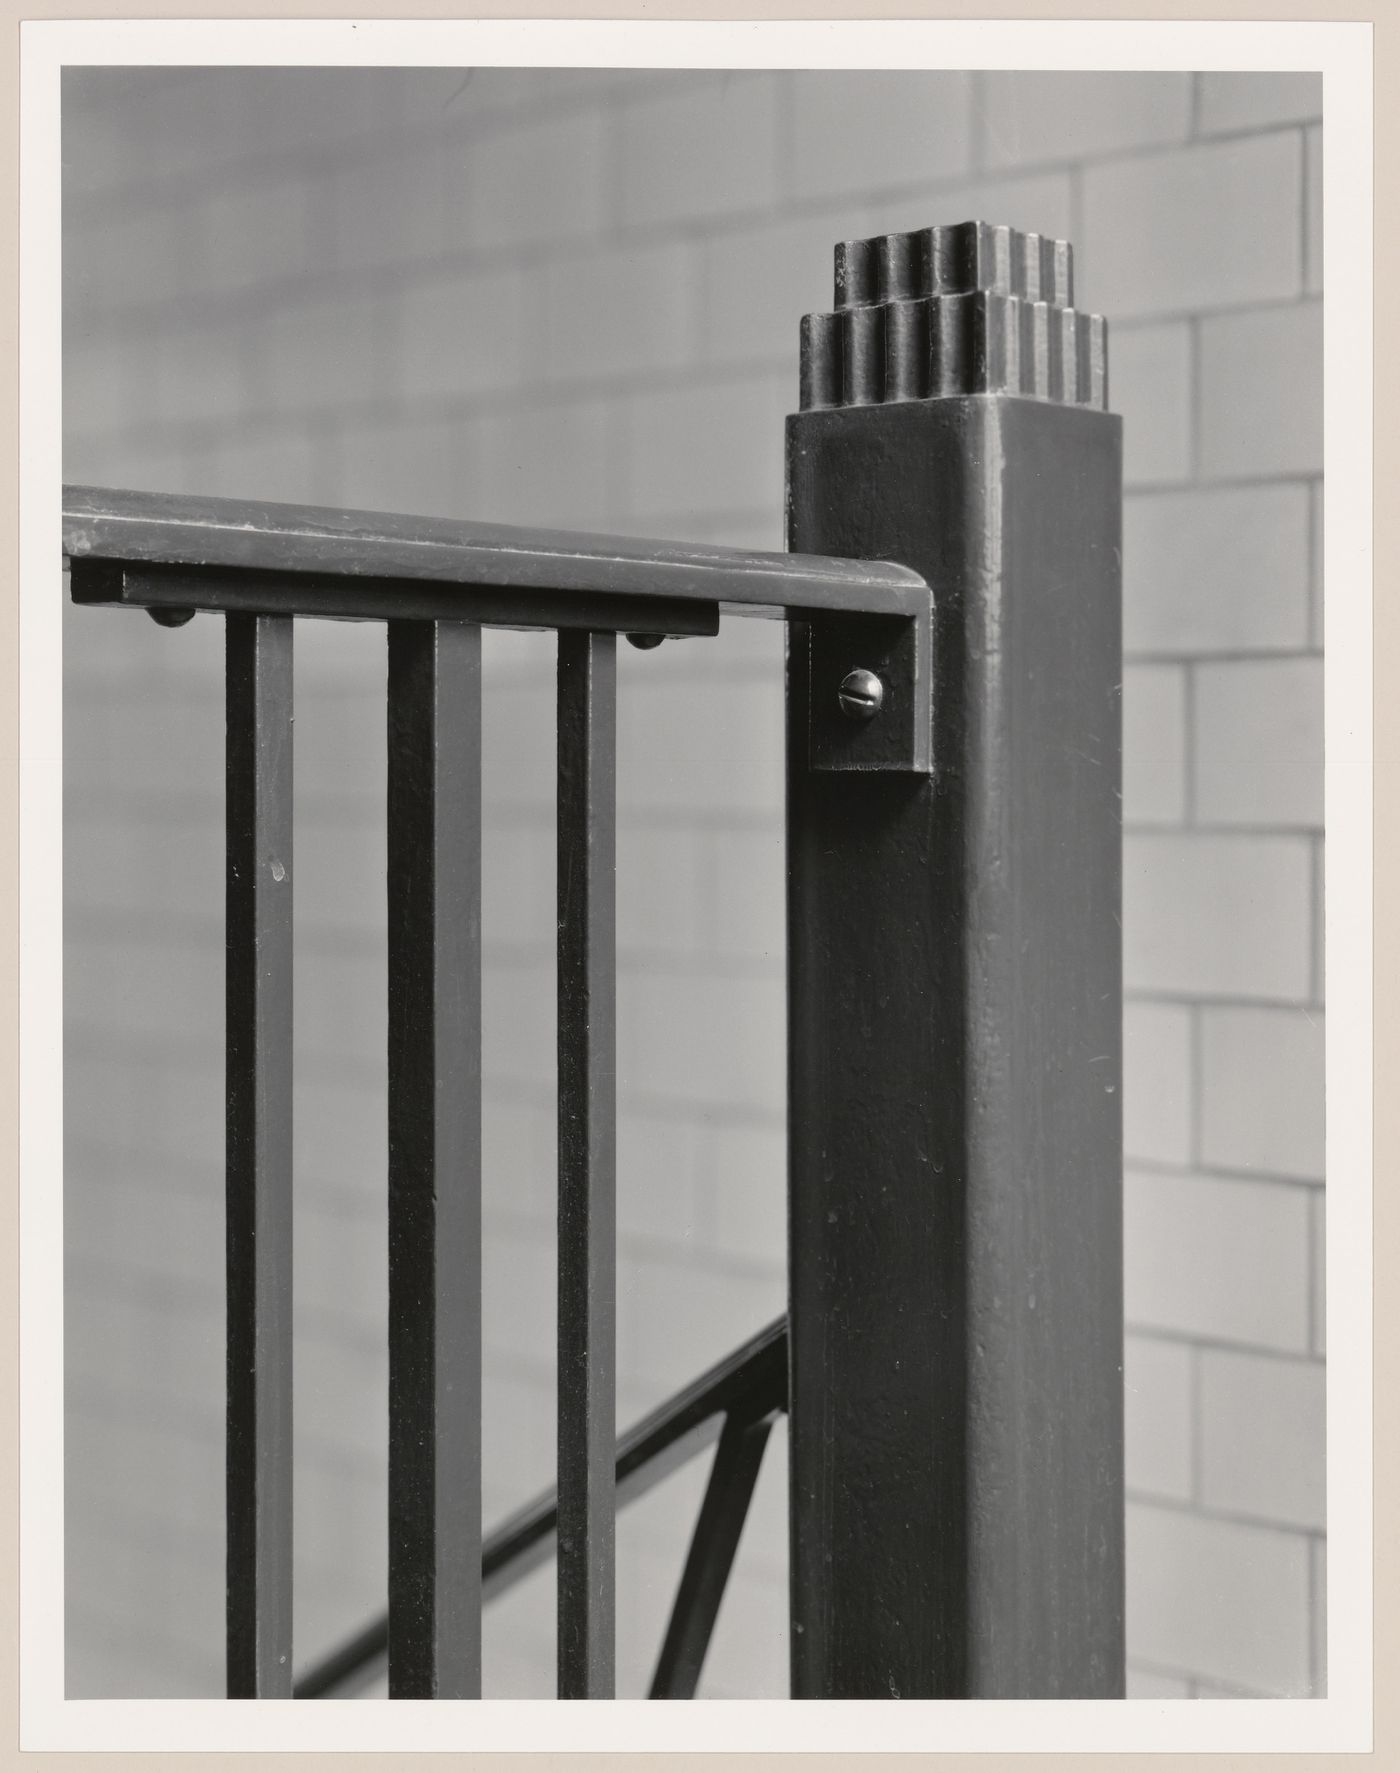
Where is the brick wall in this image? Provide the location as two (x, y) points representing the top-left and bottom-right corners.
(61, 66), (1325, 1699)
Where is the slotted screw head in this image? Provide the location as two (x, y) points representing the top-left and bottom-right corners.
(838, 668), (884, 721)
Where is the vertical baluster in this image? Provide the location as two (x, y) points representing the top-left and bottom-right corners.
(386, 619), (483, 1698)
(225, 613), (294, 1698)
(556, 629), (617, 1699)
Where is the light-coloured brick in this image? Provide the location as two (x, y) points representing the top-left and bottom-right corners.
(151, 326), (248, 427)
(66, 1402), (222, 1547)
(482, 1224), (555, 1373)
(619, 971), (785, 1115)
(471, 108), (606, 250)
(980, 72), (1191, 170)
(66, 1512), (222, 1691)
(617, 1256), (783, 1398)
(707, 826), (785, 962)
(1124, 485), (1311, 656)
(1124, 833), (1312, 1001)
(1310, 1192), (1326, 1355)
(544, 239), (699, 385)
(70, 205), (199, 312)
(1199, 1348), (1325, 1529)
(482, 1095), (552, 1224)
(479, 1556), (553, 1693)
(66, 1267), (222, 1407)
(701, 1564), (788, 1698)
(63, 69), (205, 200)
(260, 293), (390, 415)
(292, 664), (386, 771)
(64, 1054), (214, 1197)
(1311, 1538), (1327, 1693)
(194, 176), (325, 293)
(295, 1329), (388, 1469)
(1193, 657), (1323, 829)
(788, 71), (973, 202)
(293, 1078), (387, 1200)
(1111, 324), (1193, 487)
(483, 681), (556, 810)
(1124, 1000), (1193, 1166)
(1127, 1501), (1312, 1694)
(617, 1113), (704, 1248)
(472, 398), (611, 530)
(295, 1468), (385, 1653)
(616, 1528), (696, 1696)
(287, 605), (386, 696)
(485, 829), (556, 957)
(333, 413), (474, 520)
(482, 625), (555, 690)
(1123, 662), (1187, 825)
(65, 930), (222, 1050)
(1127, 1665), (1191, 1698)
(1198, 73), (1323, 134)
(74, 434), (214, 501)
(296, 947), (385, 1074)
(454, 66), (623, 115)
(224, 67), (406, 164)
(326, 149), (457, 273)
(620, 374), (787, 527)
(297, 1200), (385, 1326)
(482, 956), (554, 1089)
(64, 334), (139, 437)
(1199, 1006), (1325, 1180)
(707, 1121), (787, 1269)
(1125, 1334), (1193, 1502)
(482, 1370), (555, 1502)
(64, 794), (221, 926)
(702, 207), (863, 367)
(1199, 301), (1322, 479)
(618, 825), (705, 956)
(398, 266), (527, 401)
(1124, 1169), (1311, 1351)
(617, 674), (784, 817)
(1082, 134), (1302, 319)
(1305, 126), (1323, 296)
(620, 73), (781, 230)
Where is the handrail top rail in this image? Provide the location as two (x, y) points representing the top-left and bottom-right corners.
(63, 483), (929, 621)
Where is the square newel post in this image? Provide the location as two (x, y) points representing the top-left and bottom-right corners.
(785, 223), (1125, 1699)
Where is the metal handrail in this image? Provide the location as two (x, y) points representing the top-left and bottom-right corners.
(63, 483), (930, 635)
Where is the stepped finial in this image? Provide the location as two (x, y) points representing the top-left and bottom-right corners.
(799, 221), (1108, 413)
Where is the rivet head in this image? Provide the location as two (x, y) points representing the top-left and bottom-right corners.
(626, 632), (665, 650)
(838, 668), (884, 721)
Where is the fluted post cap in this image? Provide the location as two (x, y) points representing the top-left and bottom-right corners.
(799, 221), (1109, 413)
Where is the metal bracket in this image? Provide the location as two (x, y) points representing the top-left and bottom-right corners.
(800, 604), (934, 775)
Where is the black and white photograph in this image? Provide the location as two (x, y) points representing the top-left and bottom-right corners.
(16, 13), (1373, 1756)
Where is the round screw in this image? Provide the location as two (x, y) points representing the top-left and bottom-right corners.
(838, 668), (884, 721)
(626, 632), (665, 650)
(148, 607), (196, 628)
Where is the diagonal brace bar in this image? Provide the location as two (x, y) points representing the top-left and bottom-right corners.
(648, 1411), (776, 1700)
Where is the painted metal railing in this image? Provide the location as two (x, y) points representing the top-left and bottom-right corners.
(294, 1318), (788, 1699)
(63, 218), (1125, 1702)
